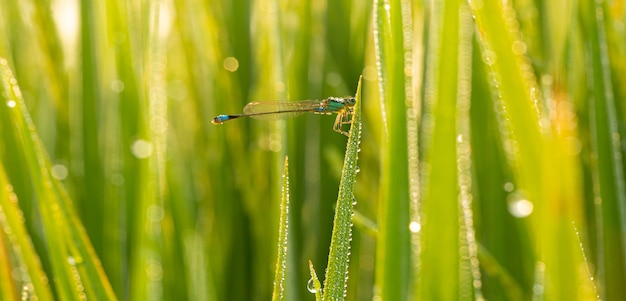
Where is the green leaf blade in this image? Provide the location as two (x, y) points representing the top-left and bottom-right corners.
(418, 0), (477, 299)
(308, 260), (323, 301)
(579, 0), (626, 299)
(0, 58), (117, 300)
(469, 0), (544, 196)
(0, 165), (54, 301)
(322, 77), (362, 301)
(372, 0), (413, 298)
(272, 156), (290, 301)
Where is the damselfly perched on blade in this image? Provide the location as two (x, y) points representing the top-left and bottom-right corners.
(212, 96), (356, 136)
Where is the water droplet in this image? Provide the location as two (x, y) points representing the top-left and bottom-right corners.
(150, 116), (167, 134)
(223, 57), (239, 72)
(512, 40), (527, 55)
(481, 49), (497, 66)
(21, 284), (32, 300)
(594, 196), (602, 204)
(409, 221), (421, 233)
(307, 278), (317, 293)
(507, 191), (533, 218)
(268, 133), (282, 152)
(362, 66), (377, 81)
(6, 100), (16, 108)
(131, 139), (153, 159)
(146, 261), (163, 281)
(533, 283), (544, 295)
(503, 182), (514, 192)
(51, 164), (69, 180)
(111, 80), (125, 92)
(67, 255), (84, 266)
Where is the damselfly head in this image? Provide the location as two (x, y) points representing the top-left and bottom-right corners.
(344, 97), (356, 106)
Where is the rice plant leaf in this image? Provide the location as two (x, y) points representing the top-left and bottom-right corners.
(469, 0), (544, 199)
(470, 0), (600, 299)
(469, 37), (536, 300)
(272, 156), (290, 301)
(308, 260), (323, 301)
(0, 165), (54, 300)
(476, 243), (524, 301)
(128, 1), (170, 299)
(321, 77), (362, 301)
(418, 0), (477, 299)
(469, 0), (548, 296)
(0, 59), (117, 299)
(579, 0), (626, 299)
(372, 0), (412, 298)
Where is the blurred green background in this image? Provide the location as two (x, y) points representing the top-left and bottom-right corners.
(0, 0), (625, 300)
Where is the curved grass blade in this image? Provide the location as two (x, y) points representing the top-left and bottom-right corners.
(0, 165), (54, 300)
(0, 58), (117, 299)
(321, 77), (362, 301)
(0, 229), (18, 301)
(308, 260), (322, 301)
(272, 156), (290, 301)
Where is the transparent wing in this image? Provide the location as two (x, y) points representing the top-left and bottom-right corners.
(242, 100), (324, 120)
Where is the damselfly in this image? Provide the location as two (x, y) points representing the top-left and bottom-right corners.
(212, 96), (356, 136)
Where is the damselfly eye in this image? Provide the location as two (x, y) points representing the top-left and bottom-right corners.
(345, 97), (356, 105)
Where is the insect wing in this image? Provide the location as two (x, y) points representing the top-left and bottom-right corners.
(242, 100), (323, 120)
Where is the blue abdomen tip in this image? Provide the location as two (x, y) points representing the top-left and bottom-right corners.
(212, 115), (229, 124)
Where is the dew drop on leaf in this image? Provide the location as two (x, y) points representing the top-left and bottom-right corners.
(306, 278), (317, 293)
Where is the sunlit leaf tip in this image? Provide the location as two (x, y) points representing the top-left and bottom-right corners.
(308, 260), (323, 301)
(271, 156), (290, 301)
